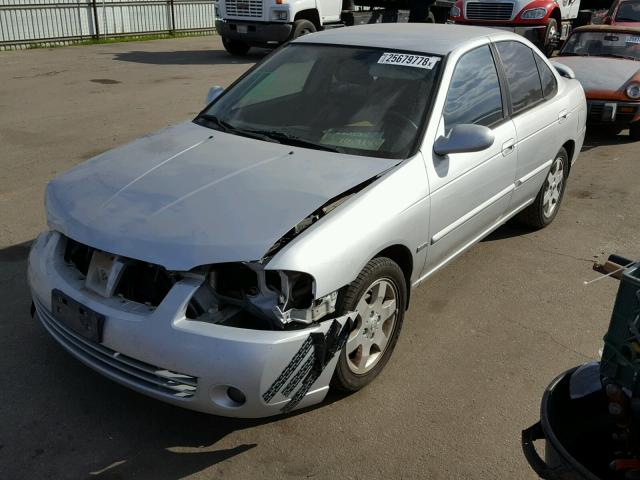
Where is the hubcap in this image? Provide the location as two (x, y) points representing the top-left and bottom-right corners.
(542, 156), (564, 218)
(346, 279), (398, 375)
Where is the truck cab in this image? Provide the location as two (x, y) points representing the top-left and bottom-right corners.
(448, 0), (583, 55)
(215, 0), (342, 54)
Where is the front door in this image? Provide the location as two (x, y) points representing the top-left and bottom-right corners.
(422, 44), (517, 277)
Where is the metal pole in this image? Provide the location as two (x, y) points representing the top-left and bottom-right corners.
(91, 0), (100, 39)
(169, 0), (176, 35)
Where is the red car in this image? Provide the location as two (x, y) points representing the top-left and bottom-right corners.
(604, 0), (640, 26)
(555, 25), (640, 139)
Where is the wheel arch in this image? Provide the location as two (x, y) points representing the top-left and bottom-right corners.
(294, 9), (321, 28)
(562, 139), (575, 172)
(373, 244), (414, 309)
(549, 6), (562, 23)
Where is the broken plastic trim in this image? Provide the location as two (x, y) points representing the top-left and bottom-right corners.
(186, 263), (339, 330)
(261, 173), (386, 262)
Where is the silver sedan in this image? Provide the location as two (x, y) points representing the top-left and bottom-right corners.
(29, 23), (587, 418)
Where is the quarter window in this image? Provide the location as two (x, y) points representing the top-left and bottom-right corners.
(534, 54), (557, 99)
(443, 45), (503, 131)
(495, 41), (544, 114)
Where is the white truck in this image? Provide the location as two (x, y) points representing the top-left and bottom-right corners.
(448, 0), (595, 56)
(214, 0), (454, 55)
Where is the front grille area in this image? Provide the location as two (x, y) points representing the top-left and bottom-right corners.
(224, 0), (262, 18)
(465, 2), (514, 20)
(35, 297), (198, 399)
(588, 101), (639, 123)
(588, 102), (604, 121)
(63, 236), (177, 308)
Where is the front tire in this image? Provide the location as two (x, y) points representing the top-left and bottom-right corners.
(630, 122), (640, 141)
(290, 19), (316, 40)
(542, 18), (559, 57)
(331, 257), (406, 392)
(517, 147), (569, 229)
(221, 36), (250, 56)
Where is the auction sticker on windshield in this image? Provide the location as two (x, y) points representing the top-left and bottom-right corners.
(377, 53), (440, 69)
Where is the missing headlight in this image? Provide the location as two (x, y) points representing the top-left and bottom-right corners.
(186, 263), (336, 330)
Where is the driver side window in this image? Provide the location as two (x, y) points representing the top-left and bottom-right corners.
(443, 45), (504, 132)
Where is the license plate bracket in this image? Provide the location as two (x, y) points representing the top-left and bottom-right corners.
(52, 289), (104, 343)
(237, 24), (248, 34)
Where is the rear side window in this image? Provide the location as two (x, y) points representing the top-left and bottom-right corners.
(495, 41), (544, 114)
(534, 54), (557, 99)
(443, 45), (504, 131)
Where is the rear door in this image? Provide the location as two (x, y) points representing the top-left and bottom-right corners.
(423, 44), (517, 275)
(494, 40), (568, 212)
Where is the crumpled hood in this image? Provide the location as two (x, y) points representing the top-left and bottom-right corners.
(46, 122), (398, 271)
(554, 56), (640, 94)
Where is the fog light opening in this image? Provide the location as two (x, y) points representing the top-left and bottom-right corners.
(227, 386), (246, 405)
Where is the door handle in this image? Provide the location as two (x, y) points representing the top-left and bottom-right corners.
(558, 109), (568, 123)
(502, 138), (515, 156)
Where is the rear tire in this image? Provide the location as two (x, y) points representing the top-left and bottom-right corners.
(630, 122), (640, 141)
(517, 147), (569, 229)
(290, 19), (316, 40)
(331, 257), (406, 392)
(221, 36), (250, 56)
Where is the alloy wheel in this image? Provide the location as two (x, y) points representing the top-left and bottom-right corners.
(346, 278), (399, 375)
(542, 156), (564, 218)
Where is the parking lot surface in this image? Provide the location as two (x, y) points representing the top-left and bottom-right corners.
(1, 35), (639, 479)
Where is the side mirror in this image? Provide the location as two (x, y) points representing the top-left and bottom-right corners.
(433, 124), (494, 156)
(206, 86), (224, 105)
(551, 61), (576, 79)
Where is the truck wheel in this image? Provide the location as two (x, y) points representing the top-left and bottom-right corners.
(221, 36), (250, 56)
(331, 257), (406, 392)
(517, 147), (568, 229)
(291, 19), (316, 40)
(630, 122), (640, 141)
(542, 18), (559, 57)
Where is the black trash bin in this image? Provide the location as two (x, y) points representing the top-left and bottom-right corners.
(522, 366), (616, 480)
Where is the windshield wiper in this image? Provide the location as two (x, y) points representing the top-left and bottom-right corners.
(196, 114), (280, 143)
(249, 130), (341, 152)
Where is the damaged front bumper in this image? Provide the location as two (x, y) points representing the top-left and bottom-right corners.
(28, 231), (354, 418)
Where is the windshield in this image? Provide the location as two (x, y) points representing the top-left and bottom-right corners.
(616, 0), (640, 22)
(561, 30), (640, 60)
(196, 44), (442, 159)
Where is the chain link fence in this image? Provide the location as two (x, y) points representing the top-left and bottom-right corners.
(0, 0), (216, 49)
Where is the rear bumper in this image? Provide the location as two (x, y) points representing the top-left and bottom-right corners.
(587, 100), (640, 126)
(215, 20), (292, 46)
(28, 231), (352, 418)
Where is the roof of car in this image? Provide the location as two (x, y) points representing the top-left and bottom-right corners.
(293, 23), (516, 55)
(573, 24), (640, 33)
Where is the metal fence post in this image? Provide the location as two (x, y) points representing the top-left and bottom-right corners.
(169, 0), (176, 34)
(91, 0), (100, 40)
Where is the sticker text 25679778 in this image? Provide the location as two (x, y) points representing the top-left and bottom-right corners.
(377, 53), (441, 70)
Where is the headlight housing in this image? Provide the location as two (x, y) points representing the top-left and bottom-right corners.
(450, 5), (461, 17)
(271, 9), (288, 21)
(521, 7), (547, 19)
(626, 83), (640, 99)
(187, 263), (338, 329)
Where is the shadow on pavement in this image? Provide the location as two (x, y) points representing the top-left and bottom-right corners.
(111, 48), (270, 66)
(482, 222), (534, 242)
(0, 240), (349, 479)
(581, 128), (635, 152)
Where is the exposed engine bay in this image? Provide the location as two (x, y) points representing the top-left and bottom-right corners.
(64, 236), (339, 331)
